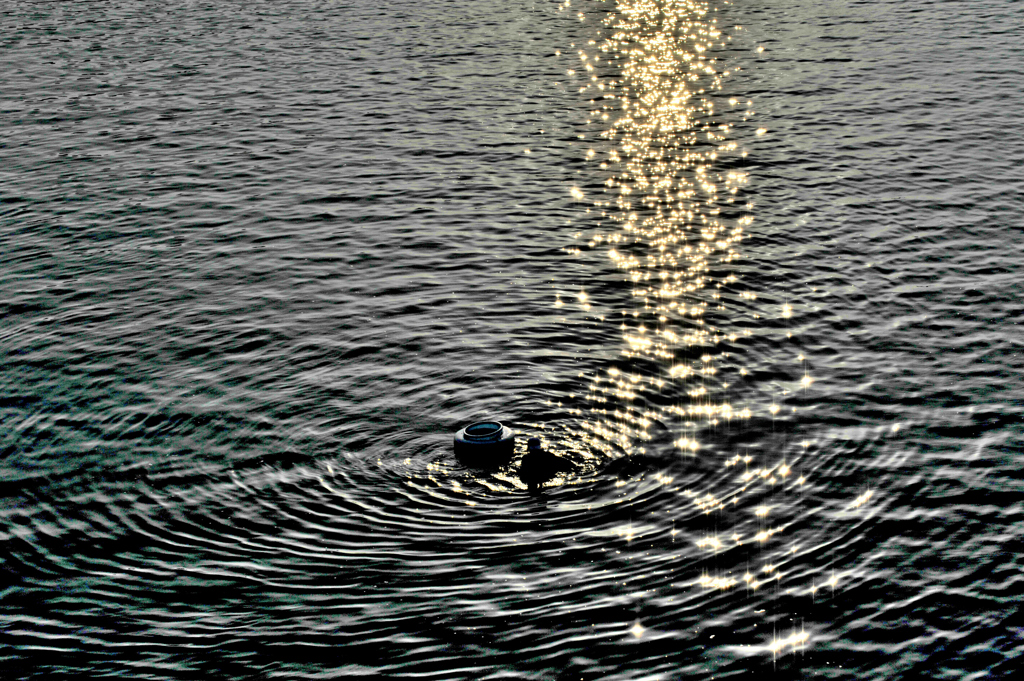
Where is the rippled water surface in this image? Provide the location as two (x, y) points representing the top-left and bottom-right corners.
(2, 0), (1022, 678)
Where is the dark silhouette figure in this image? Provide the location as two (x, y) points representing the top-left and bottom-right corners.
(519, 437), (576, 491)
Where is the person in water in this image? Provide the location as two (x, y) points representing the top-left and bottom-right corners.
(519, 437), (575, 490)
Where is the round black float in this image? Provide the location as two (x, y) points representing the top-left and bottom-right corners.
(453, 421), (515, 468)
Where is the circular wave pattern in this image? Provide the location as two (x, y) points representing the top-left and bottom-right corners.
(1, 0), (1022, 678)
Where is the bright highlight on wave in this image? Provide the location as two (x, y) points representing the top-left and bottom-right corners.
(769, 629), (810, 655)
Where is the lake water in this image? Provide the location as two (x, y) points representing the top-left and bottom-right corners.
(2, 0), (1022, 678)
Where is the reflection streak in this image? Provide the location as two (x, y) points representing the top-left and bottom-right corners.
(573, 0), (753, 457)
(556, 0), (847, 659)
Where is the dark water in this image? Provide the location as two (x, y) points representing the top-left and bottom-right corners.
(2, 0), (1022, 677)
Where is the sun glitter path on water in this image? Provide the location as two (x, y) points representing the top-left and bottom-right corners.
(549, 0), (856, 663)
(565, 0), (756, 455)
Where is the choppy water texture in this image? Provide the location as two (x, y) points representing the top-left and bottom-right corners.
(2, 0), (1022, 678)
